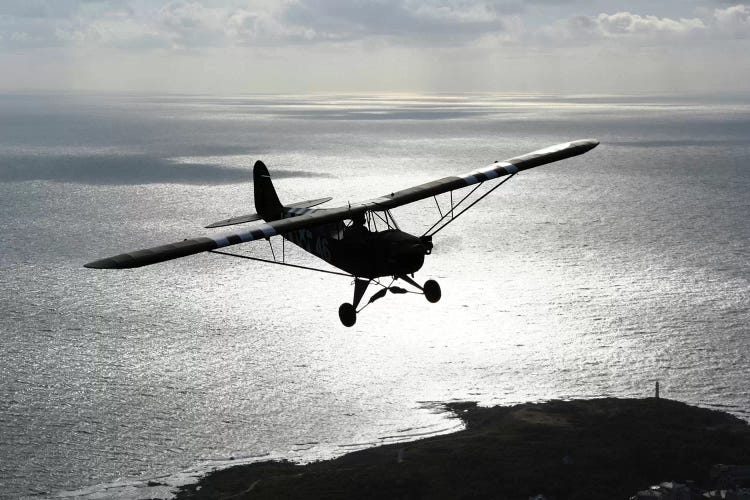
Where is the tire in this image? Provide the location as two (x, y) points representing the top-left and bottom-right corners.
(423, 280), (441, 303)
(338, 303), (357, 327)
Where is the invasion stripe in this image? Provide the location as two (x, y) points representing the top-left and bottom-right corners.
(462, 175), (478, 185)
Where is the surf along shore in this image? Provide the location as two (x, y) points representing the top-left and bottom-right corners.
(175, 398), (750, 499)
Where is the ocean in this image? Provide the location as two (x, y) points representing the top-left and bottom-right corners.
(0, 92), (747, 498)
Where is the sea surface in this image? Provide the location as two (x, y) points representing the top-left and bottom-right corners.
(0, 92), (748, 499)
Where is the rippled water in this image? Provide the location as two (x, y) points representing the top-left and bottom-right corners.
(0, 93), (748, 498)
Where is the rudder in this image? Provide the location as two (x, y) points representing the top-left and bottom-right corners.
(253, 160), (283, 221)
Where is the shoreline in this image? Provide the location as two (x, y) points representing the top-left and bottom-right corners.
(174, 397), (750, 499)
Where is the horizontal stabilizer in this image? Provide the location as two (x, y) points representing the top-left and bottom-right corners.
(284, 197), (332, 209)
(204, 197), (332, 228)
(205, 213), (262, 228)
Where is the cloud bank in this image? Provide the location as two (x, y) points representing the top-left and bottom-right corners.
(3, 1), (748, 50)
(1, 1), (749, 93)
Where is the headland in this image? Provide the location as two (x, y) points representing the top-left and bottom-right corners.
(175, 398), (750, 499)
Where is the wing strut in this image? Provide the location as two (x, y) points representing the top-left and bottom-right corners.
(422, 173), (517, 238)
(208, 249), (352, 277)
(422, 182), (483, 236)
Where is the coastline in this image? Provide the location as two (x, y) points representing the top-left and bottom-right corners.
(173, 398), (750, 499)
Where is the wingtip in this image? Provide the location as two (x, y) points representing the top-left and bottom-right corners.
(571, 138), (599, 152)
(84, 258), (119, 269)
(84, 261), (106, 269)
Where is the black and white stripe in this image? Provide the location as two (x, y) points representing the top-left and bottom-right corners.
(459, 161), (519, 186)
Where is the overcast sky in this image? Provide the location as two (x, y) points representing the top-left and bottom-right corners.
(1, 0), (749, 94)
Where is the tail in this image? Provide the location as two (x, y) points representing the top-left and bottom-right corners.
(253, 160), (284, 221)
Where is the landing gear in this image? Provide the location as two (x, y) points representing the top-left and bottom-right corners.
(338, 278), (370, 327)
(398, 274), (442, 304)
(423, 279), (441, 303)
(338, 276), (441, 326)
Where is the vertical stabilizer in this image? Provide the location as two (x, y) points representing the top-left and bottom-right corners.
(253, 160), (283, 221)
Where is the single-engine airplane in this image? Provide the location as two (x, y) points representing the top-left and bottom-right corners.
(86, 139), (598, 326)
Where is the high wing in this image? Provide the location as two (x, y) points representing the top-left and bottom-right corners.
(84, 203), (381, 269)
(84, 139), (598, 269)
(85, 205), (365, 269)
(360, 139), (598, 210)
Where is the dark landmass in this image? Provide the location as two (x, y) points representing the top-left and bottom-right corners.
(175, 398), (750, 499)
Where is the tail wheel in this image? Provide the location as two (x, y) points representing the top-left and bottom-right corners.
(424, 280), (441, 303)
(338, 303), (357, 327)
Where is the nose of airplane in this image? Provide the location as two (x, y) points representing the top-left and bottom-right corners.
(391, 243), (426, 274)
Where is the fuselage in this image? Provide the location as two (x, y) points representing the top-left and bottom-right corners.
(282, 216), (428, 279)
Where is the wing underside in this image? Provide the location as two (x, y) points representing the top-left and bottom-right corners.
(85, 139), (598, 269)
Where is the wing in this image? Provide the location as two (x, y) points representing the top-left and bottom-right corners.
(85, 139), (598, 269)
(361, 139), (598, 211)
(85, 205), (363, 269)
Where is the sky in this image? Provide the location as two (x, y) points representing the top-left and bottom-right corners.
(0, 0), (749, 94)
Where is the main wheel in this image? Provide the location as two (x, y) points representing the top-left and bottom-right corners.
(338, 303), (357, 327)
(423, 280), (441, 303)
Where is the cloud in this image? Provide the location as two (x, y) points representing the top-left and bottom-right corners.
(547, 11), (706, 43)
(713, 3), (750, 36)
(158, 1), (229, 48)
(1, 1), (749, 94)
(0, 0), (518, 50)
(596, 12), (705, 36)
(544, 4), (750, 44)
(0, 0), (112, 19)
(83, 17), (170, 49)
(280, 0), (513, 45)
(0, 0), (134, 25)
(0, 0), (137, 49)
(2, 1), (750, 53)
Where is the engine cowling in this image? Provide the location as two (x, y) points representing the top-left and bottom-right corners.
(331, 229), (430, 278)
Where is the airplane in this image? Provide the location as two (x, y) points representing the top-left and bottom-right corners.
(85, 139), (599, 326)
